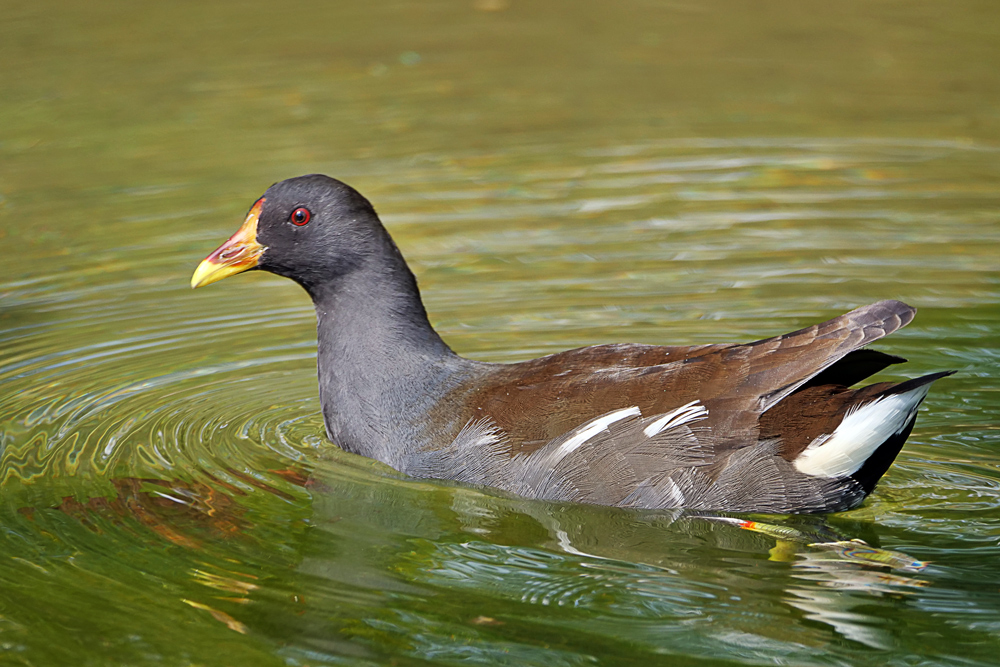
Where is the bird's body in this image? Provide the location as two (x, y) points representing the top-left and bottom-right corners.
(192, 174), (952, 514)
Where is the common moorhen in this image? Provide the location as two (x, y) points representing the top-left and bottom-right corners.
(191, 175), (952, 513)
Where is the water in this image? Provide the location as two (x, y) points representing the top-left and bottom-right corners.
(1, 1), (999, 665)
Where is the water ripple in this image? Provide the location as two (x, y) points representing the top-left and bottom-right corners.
(1, 136), (998, 667)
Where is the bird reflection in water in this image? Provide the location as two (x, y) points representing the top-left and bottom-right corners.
(702, 515), (928, 649)
(22, 469), (933, 650)
(18, 467), (310, 549)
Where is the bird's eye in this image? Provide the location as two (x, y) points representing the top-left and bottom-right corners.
(290, 207), (311, 226)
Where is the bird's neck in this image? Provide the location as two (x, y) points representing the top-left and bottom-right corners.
(307, 252), (475, 470)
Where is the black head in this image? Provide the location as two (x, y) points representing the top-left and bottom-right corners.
(255, 175), (385, 287)
(191, 175), (392, 292)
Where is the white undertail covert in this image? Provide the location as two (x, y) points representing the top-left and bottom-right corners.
(794, 385), (932, 478)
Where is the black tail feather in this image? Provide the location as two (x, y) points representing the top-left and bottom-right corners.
(800, 348), (908, 391)
(880, 370), (956, 397)
(850, 370), (955, 496)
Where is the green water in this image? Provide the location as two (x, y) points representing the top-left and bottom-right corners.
(2, 1), (999, 665)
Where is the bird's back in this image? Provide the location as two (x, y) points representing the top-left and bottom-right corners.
(407, 300), (949, 513)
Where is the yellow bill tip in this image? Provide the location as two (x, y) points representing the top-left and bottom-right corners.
(190, 198), (267, 289)
(190, 257), (247, 289)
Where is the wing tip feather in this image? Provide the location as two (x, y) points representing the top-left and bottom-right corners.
(865, 299), (917, 330)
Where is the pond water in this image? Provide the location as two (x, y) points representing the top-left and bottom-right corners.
(1, 1), (999, 665)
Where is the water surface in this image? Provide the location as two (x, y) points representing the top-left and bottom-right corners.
(1, 1), (999, 665)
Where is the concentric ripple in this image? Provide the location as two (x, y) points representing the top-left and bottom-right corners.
(1, 137), (999, 667)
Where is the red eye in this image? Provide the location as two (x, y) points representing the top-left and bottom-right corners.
(290, 207), (311, 226)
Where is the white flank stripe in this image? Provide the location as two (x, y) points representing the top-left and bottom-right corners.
(643, 400), (709, 438)
(555, 406), (641, 458)
(794, 385), (931, 478)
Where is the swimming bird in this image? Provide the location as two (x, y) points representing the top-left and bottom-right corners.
(191, 174), (952, 513)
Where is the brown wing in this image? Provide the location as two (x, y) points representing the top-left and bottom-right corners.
(446, 300), (915, 456)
